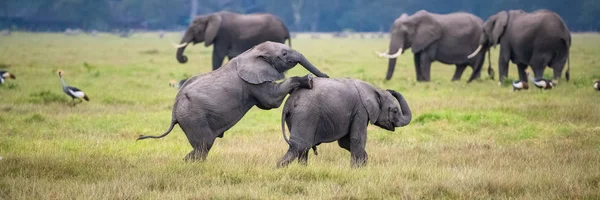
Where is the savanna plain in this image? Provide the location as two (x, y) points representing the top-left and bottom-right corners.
(0, 32), (599, 199)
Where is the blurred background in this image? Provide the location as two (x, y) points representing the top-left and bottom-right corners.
(0, 0), (597, 32)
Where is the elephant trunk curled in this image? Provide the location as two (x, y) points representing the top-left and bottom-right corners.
(388, 90), (412, 127)
(176, 30), (194, 63)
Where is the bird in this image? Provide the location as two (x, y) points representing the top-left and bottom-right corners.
(0, 70), (16, 84)
(528, 71), (554, 90)
(512, 80), (529, 91)
(169, 79), (188, 89)
(594, 80), (600, 91)
(58, 71), (89, 105)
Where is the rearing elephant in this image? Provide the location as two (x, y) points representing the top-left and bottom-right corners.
(174, 11), (291, 70)
(139, 42), (329, 161)
(468, 10), (571, 85)
(377, 10), (490, 83)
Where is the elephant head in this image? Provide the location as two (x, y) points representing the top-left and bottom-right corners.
(235, 41), (329, 84)
(377, 11), (442, 80)
(174, 13), (223, 63)
(355, 82), (412, 131)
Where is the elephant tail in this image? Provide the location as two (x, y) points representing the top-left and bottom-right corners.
(564, 38), (570, 82)
(137, 118), (177, 140)
(281, 110), (291, 145)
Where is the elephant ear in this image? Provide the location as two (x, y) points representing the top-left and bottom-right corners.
(236, 50), (284, 84)
(204, 14), (222, 47)
(354, 81), (381, 124)
(491, 11), (509, 46)
(412, 12), (442, 53)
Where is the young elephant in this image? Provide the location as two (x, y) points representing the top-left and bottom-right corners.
(277, 78), (412, 168)
(138, 42), (329, 161)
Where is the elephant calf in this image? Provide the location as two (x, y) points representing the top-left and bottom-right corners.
(138, 42), (329, 161)
(277, 78), (412, 168)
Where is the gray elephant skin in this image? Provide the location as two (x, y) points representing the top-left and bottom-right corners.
(175, 11), (292, 70)
(277, 78), (412, 168)
(139, 42), (329, 161)
(378, 10), (489, 82)
(472, 10), (571, 84)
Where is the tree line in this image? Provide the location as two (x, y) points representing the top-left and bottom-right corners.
(0, 0), (597, 32)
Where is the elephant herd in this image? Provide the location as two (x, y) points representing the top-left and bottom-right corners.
(138, 9), (572, 167)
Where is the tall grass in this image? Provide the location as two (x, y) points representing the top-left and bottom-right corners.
(0, 32), (599, 199)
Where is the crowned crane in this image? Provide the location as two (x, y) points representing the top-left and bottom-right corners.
(169, 79), (188, 89)
(528, 72), (554, 90)
(512, 80), (529, 91)
(0, 70), (16, 84)
(58, 71), (89, 104)
(594, 80), (600, 91)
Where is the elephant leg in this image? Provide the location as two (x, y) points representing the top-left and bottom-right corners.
(498, 48), (511, 85)
(420, 56), (433, 82)
(211, 50), (226, 71)
(530, 55), (551, 80)
(413, 53), (425, 81)
(252, 75), (312, 109)
(277, 125), (314, 168)
(298, 149), (309, 166)
(452, 64), (468, 81)
(179, 117), (216, 161)
(517, 64), (528, 82)
(349, 118), (368, 168)
(549, 56), (567, 82)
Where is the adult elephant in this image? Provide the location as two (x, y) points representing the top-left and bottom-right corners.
(377, 10), (491, 83)
(139, 42), (329, 161)
(174, 11), (292, 70)
(469, 10), (571, 85)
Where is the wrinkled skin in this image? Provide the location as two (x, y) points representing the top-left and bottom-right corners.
(277, 78), (412, 168)
(474, 10), (571, 85)
(381, 10), (489, 82)
(176, 11), (291, 70)
(139, 42), (329, 161)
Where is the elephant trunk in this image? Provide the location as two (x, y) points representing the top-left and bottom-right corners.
(389, 90), (412, 127)
(175, 30), (194, 64)
(385, 38), (403, 80)
(298, 54), (329, 78)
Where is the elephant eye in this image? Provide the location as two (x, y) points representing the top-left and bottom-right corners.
(392, 108), (398, 114)
(282, 51), (287, 56)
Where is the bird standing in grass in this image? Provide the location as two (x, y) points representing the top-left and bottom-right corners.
(512, 80), (529, 91)
(0, 70), (16, 84)
(58, 71), (89, 105)
(528, 71), (554, 90)
(594, 80), (600, 91)
(169, 79), (188, 89)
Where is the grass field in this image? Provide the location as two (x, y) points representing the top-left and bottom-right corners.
(1, 32), (599, 199)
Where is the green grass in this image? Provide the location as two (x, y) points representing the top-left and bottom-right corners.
(1, 32), (600, 199)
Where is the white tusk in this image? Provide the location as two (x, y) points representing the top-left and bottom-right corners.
(467, 45), (482, 59)
(172, 42), (189, 48)
(375, 48), (403, 59)
(375, 50), (388, 57)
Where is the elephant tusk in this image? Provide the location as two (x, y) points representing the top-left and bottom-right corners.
(375, 50), (388, 57)
(376, 48), (403, 59)
(467, 45), (482, 59)
(172, 42), (189, 48)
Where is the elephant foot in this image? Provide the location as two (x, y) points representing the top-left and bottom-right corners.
(276, 151), (297, 168)
(299, 74), (313, 89)
(184, 149), (207, 162)
(351, 158), (367, 168)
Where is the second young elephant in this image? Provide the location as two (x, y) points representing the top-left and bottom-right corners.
(139, 42), (329, 161)
(174, 11), (292, 70)
(377, 10), (490, 83)
(277, 78), (412, 168)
